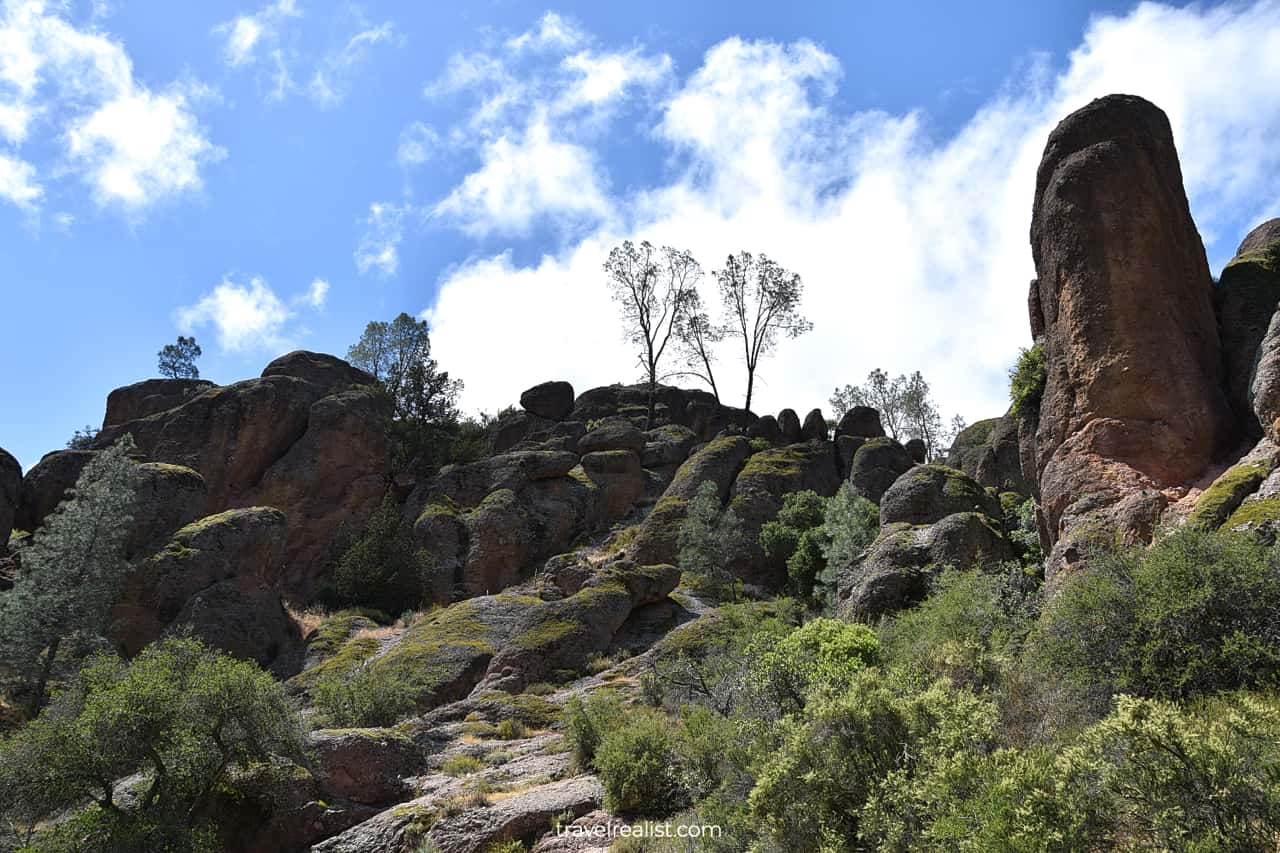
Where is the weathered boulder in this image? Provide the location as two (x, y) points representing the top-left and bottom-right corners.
(641, 424), (698, 468)
(111, 507), (295, 666)
(631, 436), (753, 565)
(102, 378), (216, 428)
(15, 449), (95, 532)
(577, 418), (646, 455)
(946, 415), (1030, 496)
(1028, 94), (1234, 579)
(461, 489), (536, 596)
(835, 435), (865, 480)
(310, 728), (426, 805)
(415, 450), (581, 512)
(127, 462), (207, 559)
(260, 350), (376, 393)
(801, 408), (828, 441)
(520, 381), (575, 421)
(1252, 310), (1280, 446)
(1238, 218), (1280, 256)
(726, 442), (841, 587)
(492, 409), (556, 454)
(880, 465), (1001, 526)
(777, 409), (802, 444)
(747, 414), (781, 445)
(837, 512), (1012, 621)
(1217, 233), (1280, 432)
(849, 438), (914, 504)
(836, 406), (885, 439)
(570, 383), (753, 441)
(580, 451), (645, 523)
(905, 438), (928, 464)
(1186, 438), (1279, 530)
(0, 448), (20, 551)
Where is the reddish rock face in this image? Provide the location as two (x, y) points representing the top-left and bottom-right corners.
(1028, 94), (1235, 569)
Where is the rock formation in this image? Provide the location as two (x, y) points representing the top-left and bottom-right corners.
(0, 448), (20, 553)
(1027, 94), (1234, 582)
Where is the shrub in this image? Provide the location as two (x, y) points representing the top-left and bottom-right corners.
(494, 718), (527, 740)
(878, 568), (1039, 691)
(440, 754), (485, 777)
(747, 618), (880, 717)
(595, 709), (684, 816)
(747, 671), (996, 851)
(325, 492), (433, 614)
(1006, 497), (1042, 568)
(1031, 526), (1280, 700)
(1008, 345), (1046, 419)
(0, 638), (304, 849)
(312, 661), (417, 727)
(563, 690), (626, 769)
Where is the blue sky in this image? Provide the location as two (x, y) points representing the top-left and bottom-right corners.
(3, 0), (1280, 472)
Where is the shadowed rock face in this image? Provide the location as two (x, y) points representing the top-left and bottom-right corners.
(1028, 94), (1234, 577)
(103, 378), (216, 429)
(0, 448), (21, 552)
(89, 352), (392, 594)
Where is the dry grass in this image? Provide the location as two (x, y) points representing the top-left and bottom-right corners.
(284, 602), (328, 638)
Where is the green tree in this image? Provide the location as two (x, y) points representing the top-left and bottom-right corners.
(325, 491), (431, 613)
(716, 251), (811, 413)
(347, 313), (463, 472)
(604, 241), (703, 428)
(819, 482), (880, 607)
(0, 436), (137, 714)
(901, 371), (944, 459)
(759, 490), (828, 602)
(0, 637), (305, 850)
(678, 480), (748, 600)
(1008, 345), (1046, 419)
(157, 335), (201, 380)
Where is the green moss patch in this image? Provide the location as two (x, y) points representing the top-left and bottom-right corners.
(1224, 495), (1280, 530)
(1189, 460), (1275, 530)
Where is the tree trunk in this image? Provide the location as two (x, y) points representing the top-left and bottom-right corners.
(744, 369), (756, 414)
(646, 376), (657, 430)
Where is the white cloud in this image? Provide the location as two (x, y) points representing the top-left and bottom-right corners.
(300, 277), (328, 308)
(424, 1), (1280, 429)
(0, 0), (221, 213)
(397, 120), (438, 167)
(214, 0), (299, 69)
(433, 120), (610, 236)
(308, 20), (394, 106)
(175, 276), (294, 353)
(0, 151), (39, 208)
(505, 12), (585, 54)
(560, 48), (671, 112)
(355, 201), (413, 277)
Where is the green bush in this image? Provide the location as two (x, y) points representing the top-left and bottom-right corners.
(563, 690), (626, 769)
(760, 490), (828, 600)
(1031, 526), (1280, 700)
(312, 661), (417, 727)
(879, 569), (1039, 691)
(595, 708), (684, 816)
(1008, 345), (1046, 419)
(440, 754), (484, 777)
(678, 480), (749, 600)
(325, 492), (433, 614)
(0, 638), (304, 850)
(747, 617), (880, 717)
(747, 671), (996, 851)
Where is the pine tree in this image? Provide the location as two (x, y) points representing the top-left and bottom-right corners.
(678, 480), (747, 600)
(157, 335), (201, 379)
(0, 436), (138, 714)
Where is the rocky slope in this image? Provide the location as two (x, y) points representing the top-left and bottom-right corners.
(6, 91), (1280, 852)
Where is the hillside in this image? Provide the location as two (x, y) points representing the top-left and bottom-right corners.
(3, 93), (1280, 852)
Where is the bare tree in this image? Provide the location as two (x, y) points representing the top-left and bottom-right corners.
(672, 290), (725, 403)
(718, 252), (812, 413)
(604, 241), (701, 428)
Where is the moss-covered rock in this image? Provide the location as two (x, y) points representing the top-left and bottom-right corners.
(726, 441), (841, 587)
(1224, 494), (1280, 532)
(631, 436), (752, 564)
(879, 464), (1001, 526)
(1188, 459), (1275, 529)
(849, 437), (914, 504)
(1218, 242), (1280, 431)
